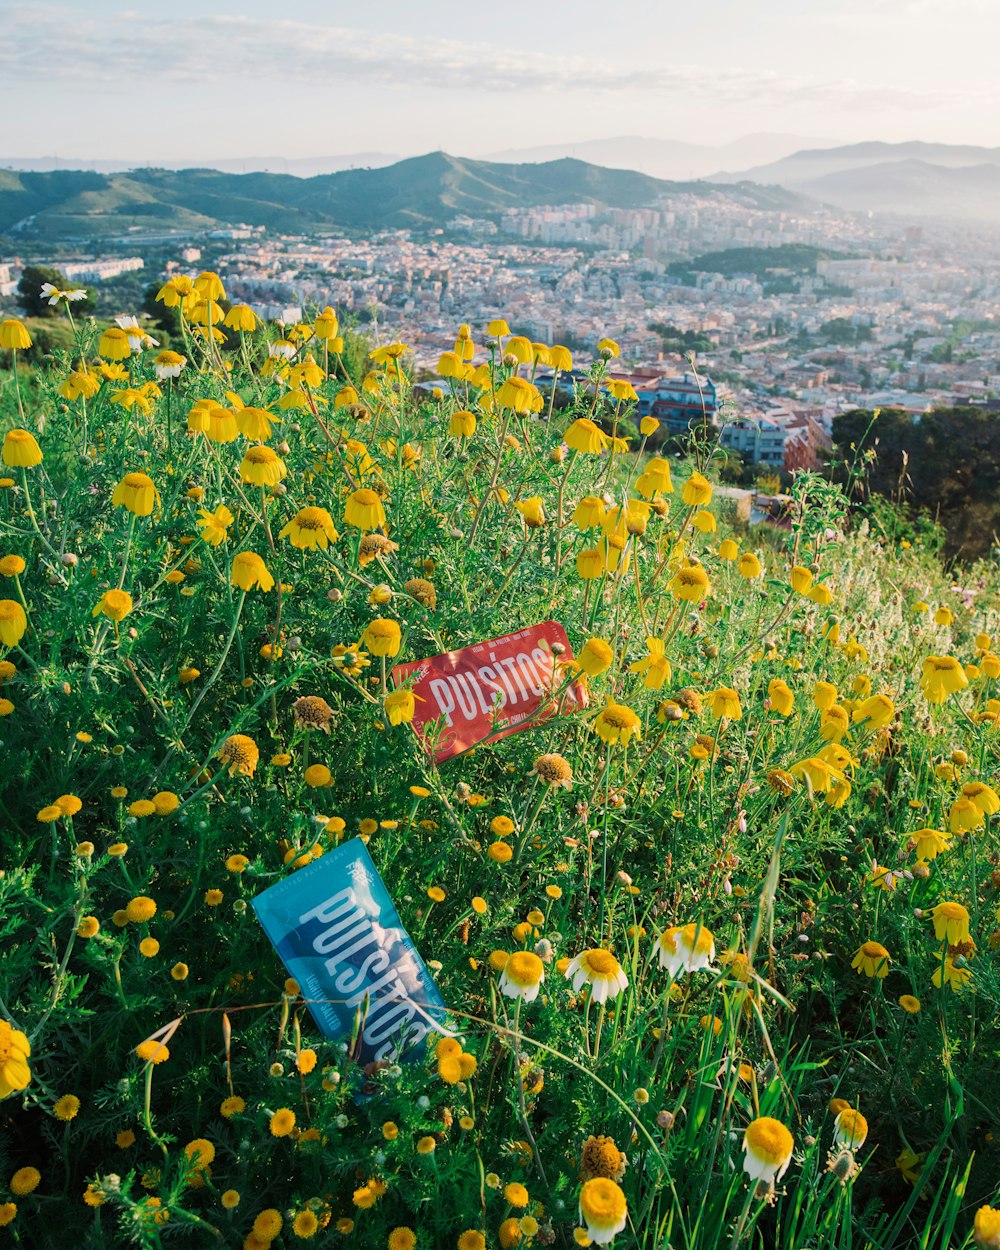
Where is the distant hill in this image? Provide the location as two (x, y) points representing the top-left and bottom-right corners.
(715, 141), (1000, 220)
(0, 153), (400, 177)
(797, 159), (1000, 220)
(485, 132), (838, 181)
(0, 151), (811, 240)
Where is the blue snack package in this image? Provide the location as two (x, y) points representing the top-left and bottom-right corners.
(252, 839), (449, 1066)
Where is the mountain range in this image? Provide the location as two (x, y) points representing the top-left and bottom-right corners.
(0, 134), (827, 182)
(484, 133), (835, 181)
(0, 151), (807, 241)
(3, 141), (1000, 240)
(717, 141), (1000, 220)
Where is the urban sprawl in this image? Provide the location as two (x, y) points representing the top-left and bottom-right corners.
(4, 187), (1000, 475)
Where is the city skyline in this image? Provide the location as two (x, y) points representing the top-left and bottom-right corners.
(3, 0), (1000, 162)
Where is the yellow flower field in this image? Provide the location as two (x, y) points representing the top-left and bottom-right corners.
(0, 280), (998, 1248)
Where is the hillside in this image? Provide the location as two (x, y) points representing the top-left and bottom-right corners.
(0, 151), (811, 239)
(800, 159), (1000, 220)
(715, 140), (1000, 220)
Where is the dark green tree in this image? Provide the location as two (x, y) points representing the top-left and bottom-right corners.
(142, 282), (182, 340)
(831, 406), (1000, 558)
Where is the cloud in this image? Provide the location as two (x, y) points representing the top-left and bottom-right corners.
(0, 3), (977, 114)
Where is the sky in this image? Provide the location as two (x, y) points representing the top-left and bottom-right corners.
(2, 0), (999, 162)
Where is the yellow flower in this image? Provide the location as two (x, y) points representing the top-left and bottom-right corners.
(496, 376), (540, 413)
(515, 496), (546, 528)
(931, 901), (970, 945)
(669, 563), (710, 602)
(236, 406), (279, 441)
(344, 488), (388, 531)
(932, 959), (973, 993)
(949, 796), (984, 833)
(564, 418), (610, 454)
(0, 1021), (31, 1099)
(98, 326), (132, 360)
(565, 948), (628, 1002)
(578, 1178), (627, 1244)
(790, 565), (813, 594)
(196, 504), (233, 547)
(240, 444), (287, 487)
(230, 552), (274, 592)
(921, 655), (968, 703)
(450, 410), (476, 437)
(280, 507), (340, 551)
(768, 679), (794, 716)
(270, 1107), (296, 1137)
(0, 319), (32, 350)
(714, 538), (737, 561)
(2, 429), (43, 467)
(606, 378), (637, 402)
(0, 600), (28, 648)
(204, 406), (238, 443)
(852, 940), (890, 978)
(223, 303), (258, 332)
(819, 704), (850, 743)
(363, 618), (401, 658)
(54, 1094), (80, 1121)
(692, 509), (716, 533)
(135, 1039), (170, 1064)
(498, 951), (545, 1001)
(961, 780), (1000, 815)
(112, 472), (158, 517)
(572, 496), (605, 531)
(682, 472), (712, 507)
(812, 680), (838, 711)
(974, 1207), (1000, 1248)
(217, 733), (259, 778)
(579, 638), (614, 677)
(851, 693), (894, 729)
(707, 687), (741, 720)
(254, 1210), (284, 1240)
(438, 349), (470, 379)
(742, 1117), (794, 1184)
(576, 548), (604, 579)
(911, 828), (949, 861)
(635, 456), (674, 499)
(630, 637), (672, 690)
(385, 689), (419, 725)
(292, 1210), (319, 1238)
(593, 698), (642, 747)
(737, 552), (762, 580)
(9, 1167), (39, 1196)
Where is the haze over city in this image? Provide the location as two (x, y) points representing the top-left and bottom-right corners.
(2, 0), (999, 164)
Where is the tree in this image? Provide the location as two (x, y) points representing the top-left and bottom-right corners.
(831, 406), (1000, 558)
(17, 265), (96, 318)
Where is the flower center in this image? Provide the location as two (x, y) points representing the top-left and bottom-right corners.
(585, 949), (618, 975)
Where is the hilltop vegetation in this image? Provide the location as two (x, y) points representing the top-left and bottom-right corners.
(669, 243), (854, 285)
